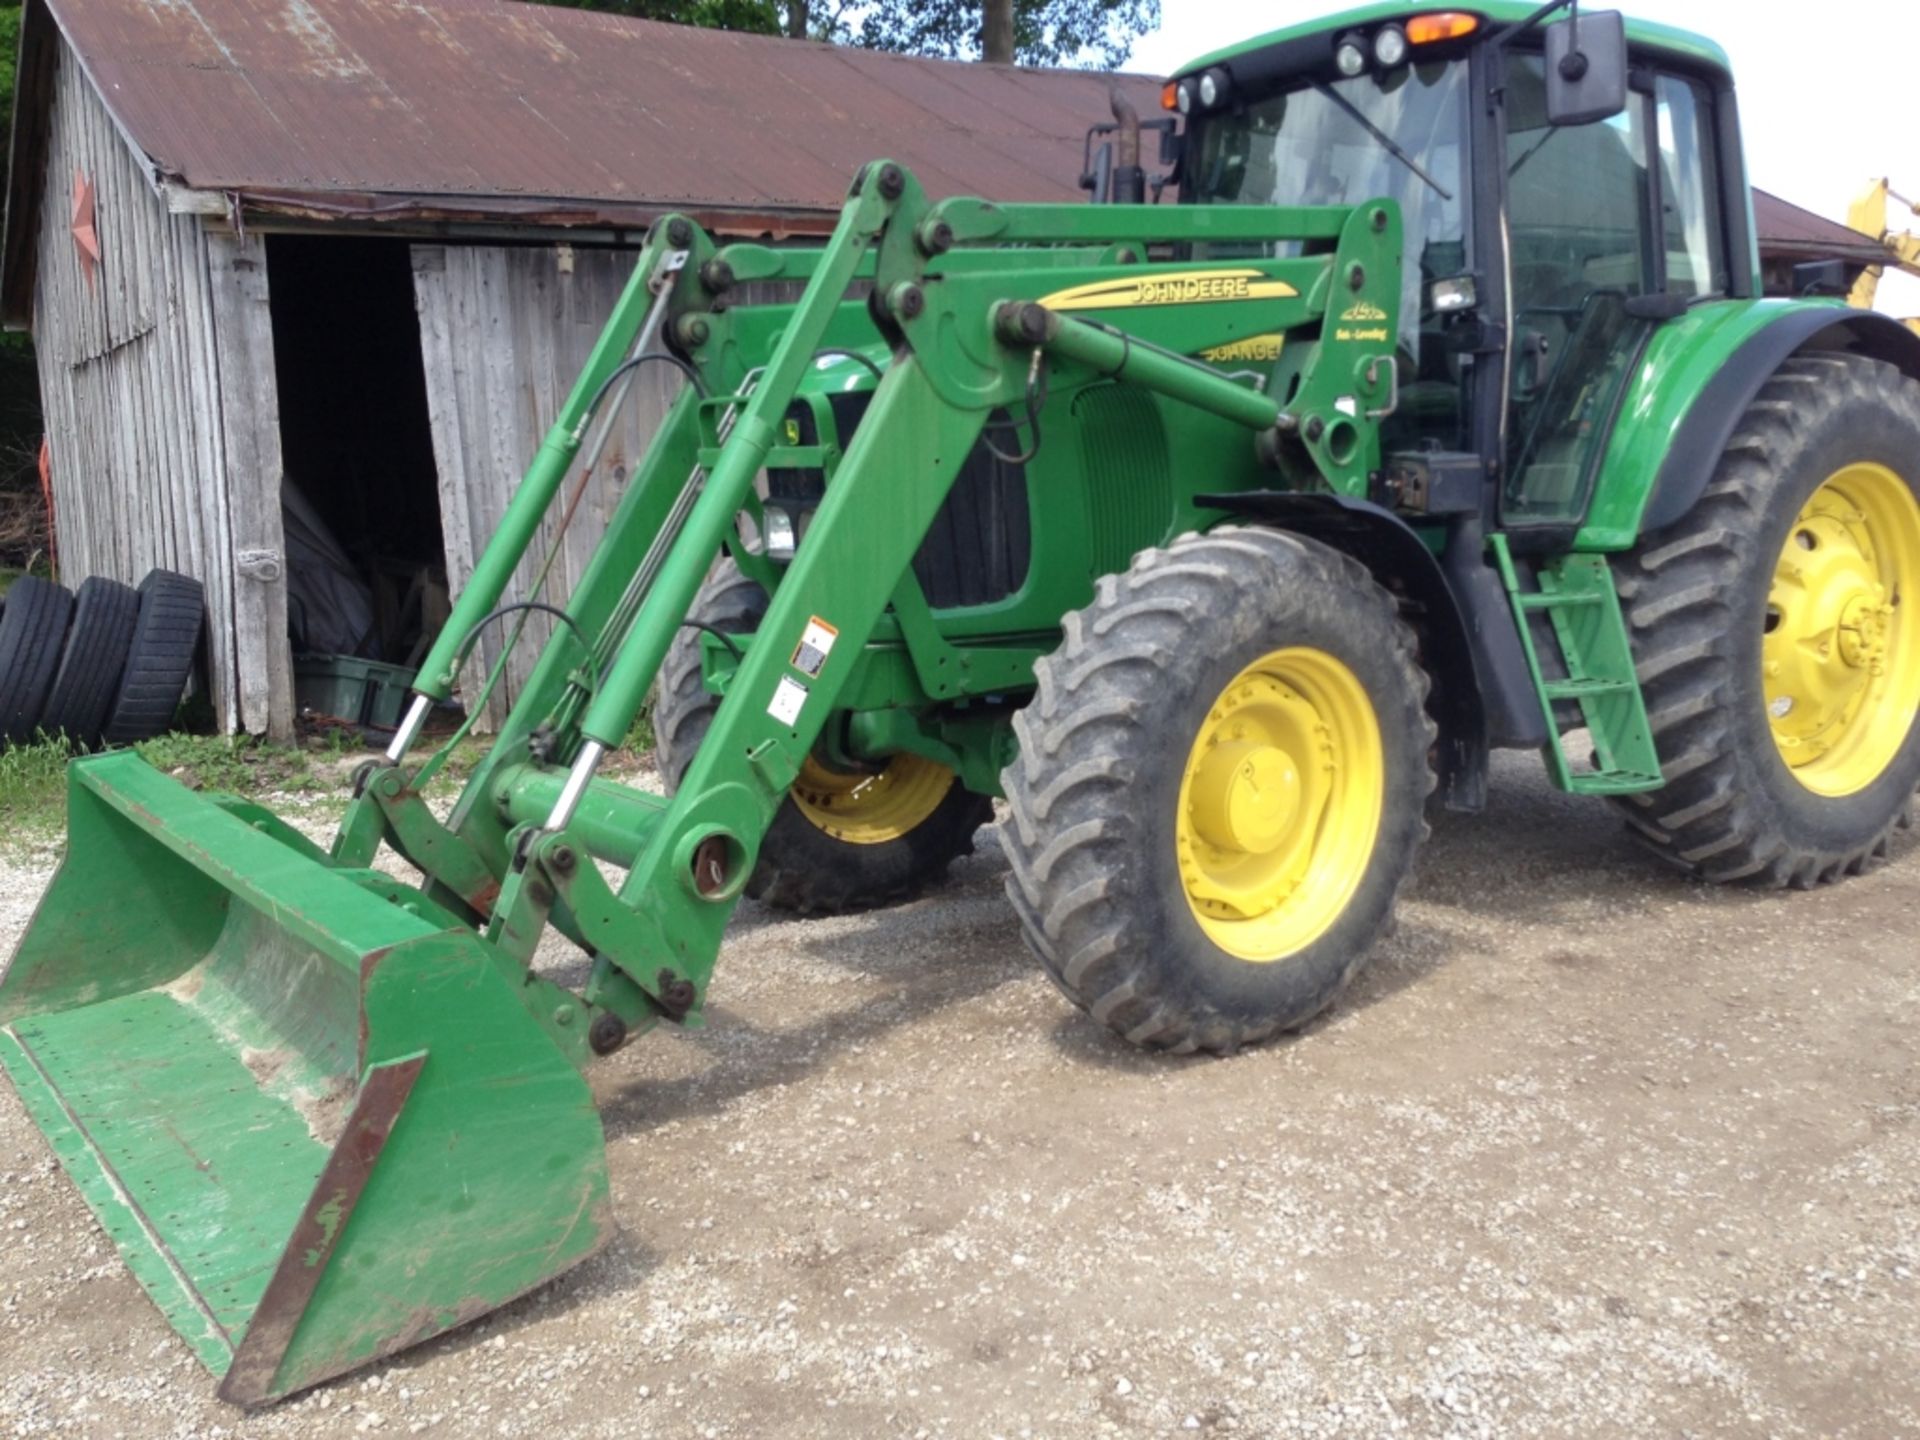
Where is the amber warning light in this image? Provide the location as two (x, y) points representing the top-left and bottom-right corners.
(1407, 12), (1482, 44)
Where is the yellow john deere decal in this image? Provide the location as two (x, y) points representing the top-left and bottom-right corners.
(1040, 269), (1299, 312)
(1339, 300), (1389, 323)
(1198, 333), (1287, 364)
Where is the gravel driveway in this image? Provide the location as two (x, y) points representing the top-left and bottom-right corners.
(1, 753), (1916, 1438)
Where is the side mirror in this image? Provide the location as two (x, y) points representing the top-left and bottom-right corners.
(1545, 10), (1627, 126)
(1792, 259), (1851, 297)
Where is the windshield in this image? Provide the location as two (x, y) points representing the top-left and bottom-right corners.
(1188, 60), (1470, 345)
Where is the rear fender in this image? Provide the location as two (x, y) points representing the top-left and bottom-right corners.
(1577, 300), (1920, 549)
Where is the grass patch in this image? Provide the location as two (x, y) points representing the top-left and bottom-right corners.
(625, 696), (656, 756)
(0, 736), (73, 834)
(134, 731), (346, 796)
(1, 730), (369, 848)
(2, 717), (600, 854)
(0, 560), (52, 599)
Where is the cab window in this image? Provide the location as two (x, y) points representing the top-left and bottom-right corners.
(1656, 74), (1729, 298)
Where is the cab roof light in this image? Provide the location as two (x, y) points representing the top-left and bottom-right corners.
(1161, 81), (1180, 111)
(1407, 12), (1481, 45)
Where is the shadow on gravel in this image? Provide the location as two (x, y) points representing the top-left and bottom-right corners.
(598, 904), (1026, 1142)
(1040, 906), (1465, 1073)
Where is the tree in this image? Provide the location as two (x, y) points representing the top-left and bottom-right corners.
(981, 0), (1013, 63)
(822, 0), (1158, 66)
(525, 0), (1158, 69)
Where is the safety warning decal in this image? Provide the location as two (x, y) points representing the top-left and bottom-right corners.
(791, 616), (839, 678)
(768, 676), (809, 726)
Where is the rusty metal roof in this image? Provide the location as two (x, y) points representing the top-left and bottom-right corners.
(1752, 188), (1887, 263)
(22, 0), (1157, 228)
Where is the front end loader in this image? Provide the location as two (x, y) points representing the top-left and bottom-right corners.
(6, 0), (1920, 1404)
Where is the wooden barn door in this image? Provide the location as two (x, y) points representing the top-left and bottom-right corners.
(409, 243), (684, 731)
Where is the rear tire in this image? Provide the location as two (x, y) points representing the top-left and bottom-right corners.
(1613, 354), (1920, 885)
(0, 577), (75, 747)
(656, 562), (992, 915)
(102, 570), (205, 746)
(41, 576), (140, 749)
(1000, 528), (1435, 1056)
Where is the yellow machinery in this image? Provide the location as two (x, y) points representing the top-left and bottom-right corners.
(1848, 178), (1920, 335)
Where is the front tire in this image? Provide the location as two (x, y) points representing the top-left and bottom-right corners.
(1000, 528), (1435, 1056)
(656, 562), (991, 915)
(1614, 354), (1920, 885)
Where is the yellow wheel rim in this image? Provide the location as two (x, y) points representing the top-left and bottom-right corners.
(1175, 647), (1385, 962)
(1764, 463), (1920, 796)
(791, 752), (955, 844)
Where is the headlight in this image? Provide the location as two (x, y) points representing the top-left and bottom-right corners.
(1175, 82), (1193, 115)
(1334, 36), (1367, 78)
(1197, 68), (1230, 109)
(1374, 24), (1409, 68)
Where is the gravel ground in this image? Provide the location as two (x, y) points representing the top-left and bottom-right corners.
(1, 752), (1917, 1439)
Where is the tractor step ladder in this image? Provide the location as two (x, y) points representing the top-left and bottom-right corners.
(1489, 534), (1664, 796)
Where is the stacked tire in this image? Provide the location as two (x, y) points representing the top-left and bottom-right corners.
(0, 568), (204, 749)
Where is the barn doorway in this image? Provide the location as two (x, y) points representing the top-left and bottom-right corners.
(267, 235), (448, 728)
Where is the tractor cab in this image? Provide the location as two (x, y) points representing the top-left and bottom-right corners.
(1164, 3), (1749, 537)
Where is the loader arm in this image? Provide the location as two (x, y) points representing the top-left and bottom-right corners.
(337, 166), (1402, 1049)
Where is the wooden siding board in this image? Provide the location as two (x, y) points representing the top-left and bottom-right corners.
(410, 242), (678, 731)
(206, 229), (293, 740)
(27, 37), (285, 733)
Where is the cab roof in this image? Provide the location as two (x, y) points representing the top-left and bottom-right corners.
(1178, 3), (1731, 81)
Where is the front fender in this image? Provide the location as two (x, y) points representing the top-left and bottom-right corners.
(1576, 298), (1920, 550)
(1196, 491), (1495, 812)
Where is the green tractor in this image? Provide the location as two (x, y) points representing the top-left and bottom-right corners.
(4, 0), (1917, 1405)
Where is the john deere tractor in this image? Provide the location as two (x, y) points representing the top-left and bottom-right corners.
(4, 0), (1917, 1404)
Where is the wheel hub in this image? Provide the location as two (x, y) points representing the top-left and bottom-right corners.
(1764, 463), (1920, 795)
(790, 751), (955, 844)
(1837, 592), (1892, 672)
(1175, 651), (1383, 961)
(1188, 740), (1303, 853)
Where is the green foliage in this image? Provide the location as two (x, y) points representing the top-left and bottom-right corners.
(0, 0), (42, 569)
(529, 0), (784, 34)
(0, 559), (52, 596)
(133, 733), (334, 797)
(0, 735), (70, 835)
(840, 0), (1156, 67)
(1, 731), (366, 844)
(0, 5), (20, 163)
(517, 0), (1156, 67)
(625, 694), (656, 755)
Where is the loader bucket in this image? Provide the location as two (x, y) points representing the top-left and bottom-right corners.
(0, 752), (612, 1406)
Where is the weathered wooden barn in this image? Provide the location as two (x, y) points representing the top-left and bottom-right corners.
(1, 0), (1153, 735)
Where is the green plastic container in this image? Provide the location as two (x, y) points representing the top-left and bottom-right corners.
(292, 654), (416, 731)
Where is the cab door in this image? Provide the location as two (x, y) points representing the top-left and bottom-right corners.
(1498, 57), (1732, 530)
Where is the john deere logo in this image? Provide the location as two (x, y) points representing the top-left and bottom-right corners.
(1040, 269), (1299, 312)
(1340, 300), (1389, 323)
